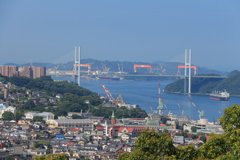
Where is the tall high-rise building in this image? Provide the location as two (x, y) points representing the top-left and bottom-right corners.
(32, 67), (46, 78)
(0, 66), (18, 77)
(19, 67), (33, 78)
(0, 65), (46, 79)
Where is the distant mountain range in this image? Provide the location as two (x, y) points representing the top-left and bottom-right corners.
(4, 59), (229, 76)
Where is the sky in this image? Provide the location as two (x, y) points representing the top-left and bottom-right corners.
(0, 0), (240, 72)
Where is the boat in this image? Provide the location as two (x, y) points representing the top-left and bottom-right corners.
(96, 76), (121, 81)
(210, 90), (230, 101)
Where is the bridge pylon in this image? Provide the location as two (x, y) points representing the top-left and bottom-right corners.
(74, 46), (81, 86)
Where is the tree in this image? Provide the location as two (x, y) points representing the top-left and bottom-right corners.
(199, 104), (240, 159)
(2, 111), (15, 121)
(191, 134), (198, 139)
(22, 100), (36, 110)
(200, 136), (206, 143)
(199, 134), (227, 159)
(33, 116), (45, 123)
(118, 129), (176, 160)
(176, 144), (199, 160)
(15, 111), (24, 121)
(191, 126), (198, 132)
(33, 153), (67, 160)
(219, 104), (240, 131)
(72, 114), (82, 119)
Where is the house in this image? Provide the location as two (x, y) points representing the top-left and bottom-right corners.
(117, 126), (147, 137)
(69, 128), (82, 135)
(56, 94), (63, 99)
(120, 133), (131, 142)
(27, 149), (47, 156)
(173, 136), (184, 145)
(56, 134), (65, 140)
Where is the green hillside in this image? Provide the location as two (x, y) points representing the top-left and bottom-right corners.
(164, 71), (240, 95)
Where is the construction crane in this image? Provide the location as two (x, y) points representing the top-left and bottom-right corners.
(158, 83), (164, 115)
(100, 85), (115, 102)
(113, 95), (124, 104)
(176, 100), (185, 116)
(188, 97), (205, 119)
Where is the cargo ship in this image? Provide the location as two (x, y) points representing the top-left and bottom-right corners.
(210, 90), (230, 101)
(96, 76), (121, 81)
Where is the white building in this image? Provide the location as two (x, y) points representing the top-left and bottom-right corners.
(0, 103), (16, 118)
(24, 112), (54, 121)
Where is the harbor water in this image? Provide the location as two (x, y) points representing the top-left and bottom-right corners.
(53, 77), (240, 121)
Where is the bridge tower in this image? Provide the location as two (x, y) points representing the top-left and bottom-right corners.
(184, 49), (192, 94)
(74, 46), (81, 86)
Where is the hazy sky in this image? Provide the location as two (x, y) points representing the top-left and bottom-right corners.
(0, 0), (240, 72)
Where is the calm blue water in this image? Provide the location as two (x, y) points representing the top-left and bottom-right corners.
(53, 77), (240, 121)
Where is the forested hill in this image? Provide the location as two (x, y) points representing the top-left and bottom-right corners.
(164, 70), (240, 95)
(0, 74), (148, 119)
(0, 75), (99, 97)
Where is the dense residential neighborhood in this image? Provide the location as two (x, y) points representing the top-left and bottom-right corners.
(4, 73), (240, 160)
(0, 79), (224, 160)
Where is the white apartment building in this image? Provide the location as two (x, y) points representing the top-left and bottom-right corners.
(24, 112), (54, 121)
(0, 103), (16, 118)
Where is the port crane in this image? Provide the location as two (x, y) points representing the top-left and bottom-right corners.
(100, 85), (127, 106)
(147, 102), (157, 114)
(176, 100), (185, 116)
(163, 103), (172, 115)
(100, 85), (115, 102)
(188, 97), (205, 119)
(158, 83), (164, 115)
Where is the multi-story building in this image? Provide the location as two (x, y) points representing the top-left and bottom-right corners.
(0, 65), (46, 79)
(24, 112), (54, 121)
(0, 66), (18, 77)
(46, 119), (93, 131)
(32, 66), (46, 78)
(19, 67), (33, 78)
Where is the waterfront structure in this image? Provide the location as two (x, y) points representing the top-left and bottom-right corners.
(0, 103), (16, 119)
(24, 112), (54, 121)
